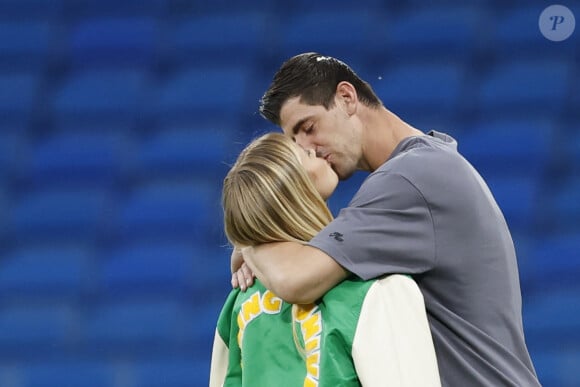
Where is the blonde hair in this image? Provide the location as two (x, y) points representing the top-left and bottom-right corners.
(222, 132), (333, 248)
(223, 132), (333, 359)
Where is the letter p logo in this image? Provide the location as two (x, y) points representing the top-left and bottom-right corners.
(550, 15), (565, 30)
(539, 5), (575, 41)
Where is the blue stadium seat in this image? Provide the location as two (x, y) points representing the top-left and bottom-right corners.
(372, 63), (464, 121)
(131, 357), (210, 387)
(485, 175), (539, 235)
(0, 245), (91, 297)
(68, 17), (158, 69)
(163, 12), (269, 67)
(0, 0), (64, 17)
(380, 6), (483, 62)
(0, 304), (76, 349)
(524, 288), (580, 351)
(64, 0), (167, 17)
(546, 177), (580, 233)
(477, 60), (571, 118)
(512, 232), (535, 286)
(51, 69), (148, 126)
(152, 66), (249, 125)
(21, 360), (115, 387)
(524, 234), (580, 290)
(186, 287), (229, 343)
(529, 350), (580, 387)
(277, 0), (382, 15)
(569, 78), (580, 119)
(0, 21), (53, 70)
(25, 131), (129, 188)
(188, 245), (232, 299)
(0, 73), (40, 126)
(0, 132), (27, 181)
(8, 188), (112, 243)
(115, 180), (219, 243)
(563, 127), (580, 168)
(458, 118), (553, 178)
(83, 300), (185, 350)
(101, 242), (196, 294)
(134, 126), (231, 180)
(0, 189), (6, 241)
(491, 5), (578, 59)
(279, 10), (379, 65)
(395, 0), (488, 5)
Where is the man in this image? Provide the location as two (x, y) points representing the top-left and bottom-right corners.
(234, 52), (540, 386)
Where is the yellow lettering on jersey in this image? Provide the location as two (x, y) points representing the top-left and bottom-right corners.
(306, 352), (320, 378)
(237, 291), (260, 346)
(241, 292), (261, 322)
(236, 311), (245, 345)
(237, 290), (284, 346)
(305, 336), (320, 353)
(304, 375), (318, 387)
(301, 312), (321, 342)
(262, 290), (282, 314)
(293, 304), (322, 386)
(295, 303), (315, 321)
(237, 311), (245, 330)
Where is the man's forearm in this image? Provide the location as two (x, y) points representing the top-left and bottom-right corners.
(241, 242), (304, 300)
(242, 242), (348, 304)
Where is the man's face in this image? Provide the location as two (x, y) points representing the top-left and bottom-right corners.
(293, 142), (338, 201)
(279, 96), (362, 180)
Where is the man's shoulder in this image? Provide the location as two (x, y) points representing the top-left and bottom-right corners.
(352, 132), (468, 208)
(383, 132), (458, 170)
(371, 133), (466, 186)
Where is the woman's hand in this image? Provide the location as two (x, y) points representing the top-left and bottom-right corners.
(230, 247), (255, 291)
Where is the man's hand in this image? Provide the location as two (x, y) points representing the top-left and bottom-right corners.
(230, 247), (255, 291)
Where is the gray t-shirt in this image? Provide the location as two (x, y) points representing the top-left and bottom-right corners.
(310, 131), (540, 386)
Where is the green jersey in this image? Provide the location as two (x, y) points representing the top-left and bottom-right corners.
(210, 275), (440, 387)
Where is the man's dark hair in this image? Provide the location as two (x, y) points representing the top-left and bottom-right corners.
(259, 52), (382, 125)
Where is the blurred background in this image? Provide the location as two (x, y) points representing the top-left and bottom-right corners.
(0, 0), (578, 386)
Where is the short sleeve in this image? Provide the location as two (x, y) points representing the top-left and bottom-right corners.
(309, 172), (436, 280)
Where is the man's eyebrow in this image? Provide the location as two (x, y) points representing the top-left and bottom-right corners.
(290, 116), (312, 136)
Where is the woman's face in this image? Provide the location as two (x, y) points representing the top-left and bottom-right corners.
(295, 142), (339, 200)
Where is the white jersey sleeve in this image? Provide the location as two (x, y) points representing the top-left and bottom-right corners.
(352, 274), (441, 387)
(209, 329), (228, 387)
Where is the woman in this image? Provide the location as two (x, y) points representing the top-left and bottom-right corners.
(209, 133), (440, 386)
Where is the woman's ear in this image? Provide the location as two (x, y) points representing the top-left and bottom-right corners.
(335, 81), (358, 115)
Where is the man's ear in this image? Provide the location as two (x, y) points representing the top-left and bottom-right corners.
(335, 81), (358, 115)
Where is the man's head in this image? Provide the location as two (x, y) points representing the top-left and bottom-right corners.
(259, 52), (383, 179)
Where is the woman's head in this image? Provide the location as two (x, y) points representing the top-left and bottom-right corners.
(223, 132), (337, 248)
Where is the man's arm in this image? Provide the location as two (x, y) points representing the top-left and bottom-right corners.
(242, 242), (348, 304)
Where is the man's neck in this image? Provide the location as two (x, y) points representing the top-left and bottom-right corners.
(361, 107), (423, 171)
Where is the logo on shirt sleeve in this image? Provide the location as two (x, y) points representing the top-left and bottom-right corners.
(329, 232), (344, 242)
